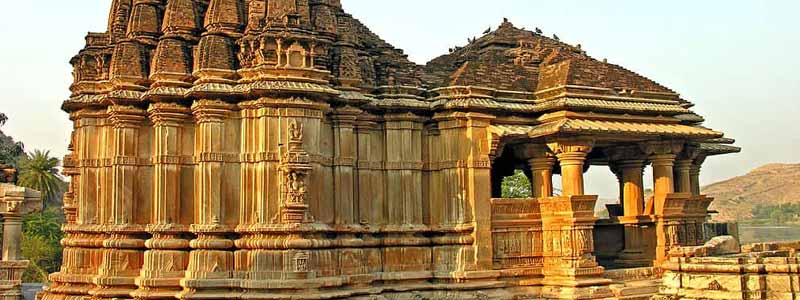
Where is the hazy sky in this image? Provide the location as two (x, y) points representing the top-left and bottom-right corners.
(1, 0), (798, 199)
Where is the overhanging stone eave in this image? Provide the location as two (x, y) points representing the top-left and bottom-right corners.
(522, 119), (724, 141)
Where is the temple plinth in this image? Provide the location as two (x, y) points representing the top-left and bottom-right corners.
(40, 2), (741, 300)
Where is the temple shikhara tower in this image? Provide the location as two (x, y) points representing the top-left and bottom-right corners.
(40, 1), (741, 300)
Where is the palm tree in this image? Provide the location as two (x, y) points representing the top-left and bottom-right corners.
(17, 150), (65, 207)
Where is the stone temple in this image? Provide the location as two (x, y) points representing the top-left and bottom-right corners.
(39, 1), (744, 300)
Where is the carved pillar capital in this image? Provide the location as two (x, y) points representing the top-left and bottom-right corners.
(548, 139), (593, 196)
(528, 156), (557, 171)
(689, 155), (707, 196)
(330, 105), (361, 126)
(513, 144), (553, 161)
(547, 139), (594, 157)
(355, 114), (380, 132)
(677, 144), (701, 160)
(517, 144), (557, 198)
(674, 159), (694, 172)
(148, 102), (191, 126)
(605, 145), (647, 162)
(191, 100), (234, 123)
(107, 105), (146, 128)
(640, 140), (684, 162)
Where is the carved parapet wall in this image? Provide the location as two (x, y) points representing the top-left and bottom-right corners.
(490, 198), (543, 274)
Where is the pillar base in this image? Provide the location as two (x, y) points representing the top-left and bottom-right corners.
(0, 261), (28, 300)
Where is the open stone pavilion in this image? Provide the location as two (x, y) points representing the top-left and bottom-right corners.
(38, 1), (741, 300)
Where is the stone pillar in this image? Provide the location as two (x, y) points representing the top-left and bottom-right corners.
(530, 157), (555, 198)
(641, 141), (687, 265)
(674, 145), (699, 194)
(620, 160), (646, 217)
(92, 105), (147, 300)
(40, 110), (107, 300)
(463, 113), (495, 271)
(690, 156), (706, 196)
(1, 214), (23, 261)
(674, 160), (693, 194)
(642, 142), (682, 213)
(181, 100), (236, 300)
(548, 140), (594, 197)
(540, 140), (612, 299)
(618, 160), (649, 267)
(0, 183), (42, 300)
(605, 146), (651, 267)
(331, 106), (359, 227)
(134, 103), (192, 300)
(355, 114), (383, 226)
(515, 144), (555, 198)
(382, 112), (430, 278)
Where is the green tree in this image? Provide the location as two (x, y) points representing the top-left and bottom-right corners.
(17, 150), (65, 207)
(22, 208), (65, 283)
(0, 113), (24, 165)
(501, 169), (532, 198)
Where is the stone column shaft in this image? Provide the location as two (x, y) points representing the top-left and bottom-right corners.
(134, 103), (192, 300)
(331, 107), (359, 226)
(641, 141), (685, 266)
(92, 105), (148, 300)
(674, 159), (693, 194)
(528, 157), (555, 198)
(651, 154), (677, 213)
(109, 105), (146, 225)
(1, 215), (23, 261)
(620, 160), (646, 217)
(549, 140), (593, 197)
(181, 100), (236, 300)
(690, 157), (706, 196)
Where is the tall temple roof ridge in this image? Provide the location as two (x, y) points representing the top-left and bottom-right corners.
(66, 2), (711, 127)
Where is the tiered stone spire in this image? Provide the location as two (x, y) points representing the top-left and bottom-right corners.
(150, 0), (202, 89)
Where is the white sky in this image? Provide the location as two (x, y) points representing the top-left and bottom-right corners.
(1, 0), (799, 199)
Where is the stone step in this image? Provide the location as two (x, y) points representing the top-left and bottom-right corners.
(609, 279), (662, 300)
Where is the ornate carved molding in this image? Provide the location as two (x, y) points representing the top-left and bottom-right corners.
(547, 139), (594, 156)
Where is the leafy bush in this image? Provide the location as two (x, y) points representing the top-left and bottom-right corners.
(501, 170), (532, 198)
(22, 208), (64, 283)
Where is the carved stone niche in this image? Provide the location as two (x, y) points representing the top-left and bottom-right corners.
(285, 41), (309, 68)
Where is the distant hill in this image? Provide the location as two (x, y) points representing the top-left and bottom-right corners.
(704, 163), (800, 222)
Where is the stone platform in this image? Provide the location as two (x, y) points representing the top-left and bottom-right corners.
(656, 238), (800, 300)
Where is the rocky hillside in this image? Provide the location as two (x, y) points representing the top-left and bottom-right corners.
(705, 163), (800, 222)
